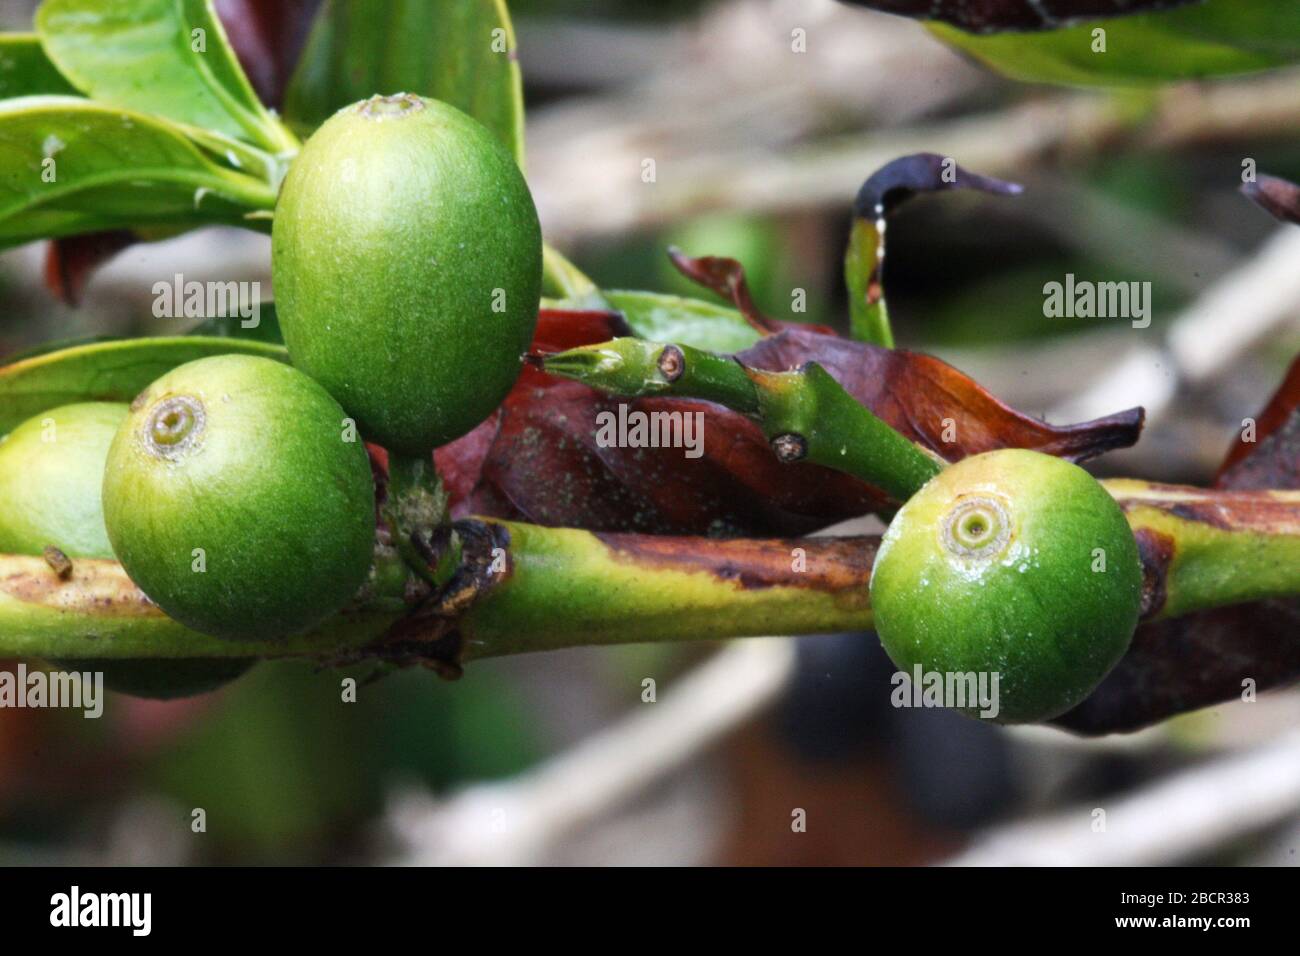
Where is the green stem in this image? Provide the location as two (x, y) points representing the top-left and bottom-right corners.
(183, 124), (294, 195)
(541, 243), (603, 303)
(543, 337), (759, 411)
(207, 167), (280, 213)
(382, 453), (458, 587)
(264, 115), (302, 158)
(749, 363), (941, 501)
(0, 554), (406, 660)
(0, 526), (876, 661)
(0, 485), (1297, 662)
(542, 338), (942, 501)
(457, 522), (874, 659)
(1104, 480), (1300, 619)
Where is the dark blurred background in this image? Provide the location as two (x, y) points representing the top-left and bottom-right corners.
(2, 0), (1299, 865)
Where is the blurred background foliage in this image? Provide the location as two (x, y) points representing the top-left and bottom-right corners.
(2, 0), (1300, 865)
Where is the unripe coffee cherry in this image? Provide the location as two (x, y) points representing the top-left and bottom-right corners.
(103, 355), (376, 640)
(0, 402), (254, 698)
(869, 449), (1142, 724)
(0, 402), (127, 557)
(74, 657), (255, 700)
(272, 93), (543, 454)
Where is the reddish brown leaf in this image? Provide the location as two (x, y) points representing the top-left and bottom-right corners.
(457, 382), (879, 534)
(442, 317), (1142, 534)
(838, 0), (1198, 33)
(740, 328), (1143, 463)
(1216, 355), (1300, 487)
(436, 413), (500, 511)
(436, 308), (629, 505)
(667, 249), (839, 337)
(442, 313), (880, 533)
(1054, 599), (1300, 735)
(531, 308), (630, 351)
(667, 249), (781, 335)
(43, 231), (138, 306)
(214, 0), (322, 110)
(1219, 415), (1300, 493)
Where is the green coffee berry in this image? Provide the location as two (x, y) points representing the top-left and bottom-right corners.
(0, 402), (254, 698)
(102, 354), (376, 641)
(77, 657), (255, 700)
(272, 93), (543, 455)
(0, 402), (127, 557)
(869, 448), (1142, 724)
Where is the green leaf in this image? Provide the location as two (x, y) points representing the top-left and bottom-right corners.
(3, 307), (283, 366)
(844, 217), (892, 347)
(930, 0), (1300, 86)
(189, 302), (283, 344)
(36, 0), (294, 152)
(605, 290), (763, 354)
(0, 33), (76, 97)
(283, 0), (525, 163)
(0, 335), (288, 435)
(0, 96), (277, 247)
(2, 334), (121, 364)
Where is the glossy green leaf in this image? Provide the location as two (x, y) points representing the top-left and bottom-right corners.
(2, 334), (121, 364)
(283, 0), (525, 162)
(0, 335), (288, 435)
(0, 33), (76, 97)
(36, 0), (294, 152)
(4, 306), (283, 366)
(0, 96), (276, 247)
(189, 302), (283, 344)
(605, 289), (763, 354)
(931, 0), (1300, 86)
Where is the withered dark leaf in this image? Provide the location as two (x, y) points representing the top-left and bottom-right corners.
(667, 248), (772, 333)
(1241, 174), (1300, 227)
(845, 154), (1021, 341)
(457, 382), (880, 535)
(1055, 598), (1300, 735)
(214, 0), (322, 110)
(852, 152), (1022, 219)
(1216, 355), (1300, 487)
(667, 249), (800, 336)
(838, 0), (1201, 34)
(436, 308), (630, 508)
(440, 313), (1143, 535)
(740, 328), (1142, 463)
(43, 231), (138, 306)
